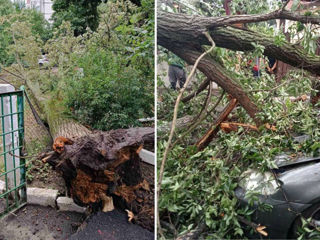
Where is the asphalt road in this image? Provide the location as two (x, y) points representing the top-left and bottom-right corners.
(0, 204), (84, 240)
(70, 210), (154, 240)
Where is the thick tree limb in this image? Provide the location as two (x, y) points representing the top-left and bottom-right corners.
(158, 9), (320, 122)
(165, 43), (260, 122)
(196, 98), (238, 150)
(158, 12), (320, 76)
(159, 9), (320, 35)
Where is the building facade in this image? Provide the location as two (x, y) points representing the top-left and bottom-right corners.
(25, 0), (54, 22)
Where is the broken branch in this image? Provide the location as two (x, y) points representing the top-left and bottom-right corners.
(196, 98), (238, 150)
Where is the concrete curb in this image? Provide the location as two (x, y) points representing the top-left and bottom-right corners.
(139, 149), (155, 165)
(27, 188), (58, 208)
(21, 187), (86, 213)
(57, 197), (86, 213)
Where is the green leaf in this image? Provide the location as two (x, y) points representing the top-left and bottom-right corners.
(291, 0), (300, 11)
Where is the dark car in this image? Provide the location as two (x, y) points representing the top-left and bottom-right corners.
(236, 154), (320, 239)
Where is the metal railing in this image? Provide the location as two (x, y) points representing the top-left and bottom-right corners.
(0, 89), (26, 217)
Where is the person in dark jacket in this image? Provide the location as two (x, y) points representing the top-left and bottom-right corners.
(265, 56), (277, 74)
(167, 54), (186, 90)
(168, 64), (186, 90)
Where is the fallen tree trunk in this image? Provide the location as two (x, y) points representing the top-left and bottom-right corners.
(41, 127), (154, 231)
(158, 9), (320, 122)
(158, 115), (194, 134)
(24, 80), (91, 140)
(23, 79), (155, 231)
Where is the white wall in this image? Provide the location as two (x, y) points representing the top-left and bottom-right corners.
(25, 0), (54, 22)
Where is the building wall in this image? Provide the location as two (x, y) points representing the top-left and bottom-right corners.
(25, 0), (54, 22)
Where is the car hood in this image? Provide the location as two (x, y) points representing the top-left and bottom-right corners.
(274, 161), (320, 204)
(274, 154), (320, 168)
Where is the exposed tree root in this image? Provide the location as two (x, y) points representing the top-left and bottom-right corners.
(40, 127), (154, 231)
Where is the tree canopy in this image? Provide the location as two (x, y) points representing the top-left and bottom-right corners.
(1, 0), (154, 130)
(52, 0), (102, 35)
(51, 0), (143, 35)
(158, 0), (320, 239)
(0, 0), (51, 66)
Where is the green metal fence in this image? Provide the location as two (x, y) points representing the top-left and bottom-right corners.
(0, 90), (26, 217)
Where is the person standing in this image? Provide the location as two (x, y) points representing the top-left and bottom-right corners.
(168, 54), (186, 90)
(265, 56), (277, 75)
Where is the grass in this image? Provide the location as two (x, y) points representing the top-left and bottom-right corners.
(25, 138), (51, 183)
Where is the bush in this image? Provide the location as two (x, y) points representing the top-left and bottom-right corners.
(64, 49), (154, 130)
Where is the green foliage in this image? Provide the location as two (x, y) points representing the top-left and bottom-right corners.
(52, 0), (102, 36)
(0, 0), (16, 66)
(158, 146), (244, 238)
(96, 0), (154, 80)
(51, 0), (144, 36)
(0, 4), (51, 66)
(288, 14), (320, 55)
(25, 139), (51, 183)
(1, 0), (153, 132)
(158, 20), (320, 238)
(296, 217), (320, 240)
(27, 9), (52, 42)
(159, 93), (320, 238)
(0, 0), (14, 16)
(301, 24), (319, 55)
(33, 0), (153, 131)
(64, 48), (153, 130)
(230, 0), (271, 14)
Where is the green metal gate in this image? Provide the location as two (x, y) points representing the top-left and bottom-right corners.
(0, 90), (26, 217)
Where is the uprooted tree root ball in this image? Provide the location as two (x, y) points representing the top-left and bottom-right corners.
(41, 127), (154, 231)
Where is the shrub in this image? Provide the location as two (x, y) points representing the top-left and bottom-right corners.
(64, 49), (153, 130)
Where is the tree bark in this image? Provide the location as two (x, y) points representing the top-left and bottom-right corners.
(196, 98), (238, 150)
(24, 78), (91, 140)
(45, 103), (91, 140)
(158, 9), (320, 35)
(158, 12), (320, 75)
(160, 39), (261, 122)
(158, 115), (194, 133)
(25, 79), (155, 231)
(158, 10), (320, 121)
